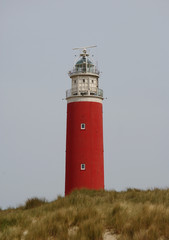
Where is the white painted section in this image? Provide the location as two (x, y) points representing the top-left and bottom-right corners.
(71, 74), (98, 96)
(67, 50), (103, 104)
(67, 96), (103, 104)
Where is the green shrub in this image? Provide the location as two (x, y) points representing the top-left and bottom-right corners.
(24, 197), (46, 209)
(0, 217), (17, 231)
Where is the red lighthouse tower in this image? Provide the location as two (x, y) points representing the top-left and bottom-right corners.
(65, 46), (104, 195)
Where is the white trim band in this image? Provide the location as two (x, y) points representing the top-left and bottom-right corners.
(67, 96), (103, 104)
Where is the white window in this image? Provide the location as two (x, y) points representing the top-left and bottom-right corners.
(81, 164), (85, 170)
(81, 123), (85, 130)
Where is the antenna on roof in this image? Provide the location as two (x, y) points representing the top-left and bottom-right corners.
(73, 45), (97, 57)
(73, 45), (97, 50)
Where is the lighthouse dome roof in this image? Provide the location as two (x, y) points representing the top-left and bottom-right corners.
(75, 57), (94, 66)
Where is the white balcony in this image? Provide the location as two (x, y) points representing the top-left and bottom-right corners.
(66, 88), (103, 99)
(68, 67), (100, 76)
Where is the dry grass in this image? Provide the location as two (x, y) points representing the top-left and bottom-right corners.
(0, 188), (169, 240)
(24, 198), (47, 210)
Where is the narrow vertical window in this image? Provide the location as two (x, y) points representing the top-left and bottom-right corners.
(83, 79), (85, 83)
(81, 164), (85, 170)
(81, 123), (85, 130)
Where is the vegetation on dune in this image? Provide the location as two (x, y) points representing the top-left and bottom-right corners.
(0, 188), (169, 240)
(24, 198), (47, 210)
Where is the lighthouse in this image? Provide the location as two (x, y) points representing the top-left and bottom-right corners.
(65, 46), (104, 195)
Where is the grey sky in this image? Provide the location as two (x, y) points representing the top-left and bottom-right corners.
(0, 0), (169, 209)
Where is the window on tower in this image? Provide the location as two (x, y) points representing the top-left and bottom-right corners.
(83, 79), (85, 83)
(81, 164), (85, 170)
(81, 123), (85, 130)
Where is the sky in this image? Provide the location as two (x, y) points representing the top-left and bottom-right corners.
(0, 0), (169, 209)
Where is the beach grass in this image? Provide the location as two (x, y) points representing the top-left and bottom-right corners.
(0, 188), (169, 240)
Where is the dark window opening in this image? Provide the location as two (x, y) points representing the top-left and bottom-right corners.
(81, 164), (85, 170)
(81, 123), (85, 129)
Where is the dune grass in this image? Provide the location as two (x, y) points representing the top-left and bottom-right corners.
(0, 188), (169, 240)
